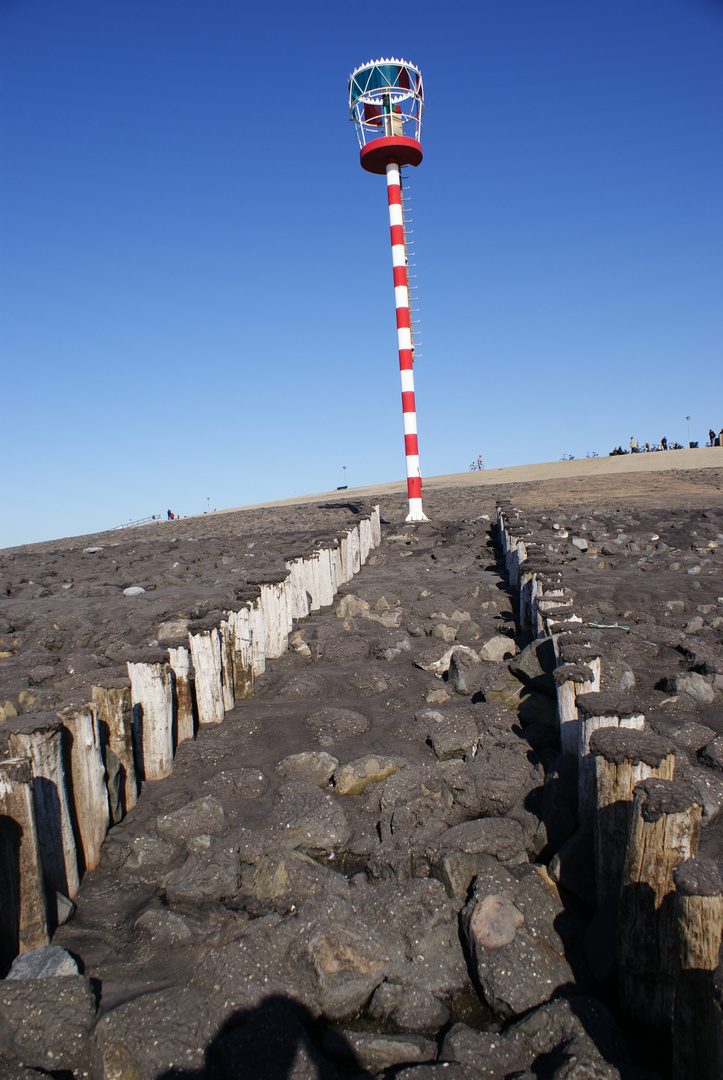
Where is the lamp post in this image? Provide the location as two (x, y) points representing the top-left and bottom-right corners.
(686, 417), (691, 448)
(349, 59), (428, 522)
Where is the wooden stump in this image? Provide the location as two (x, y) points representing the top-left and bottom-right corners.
(559, 644), (601, 689)
(0, 757), (49, 965)
(7, 715), (80, 901)
(371, 505), (382, 547)
(127, 661), (175, 779)
(167, 646), (195, 743)
(285, 557), (310, 620)
(590, 727), (676, 907)
(226, 607), (254, 700)
(219, 618), (236, 712)
(187, 629), (225, 725)
(316, 548), (335, 608)
(576, 693), (645, 817)
(553, 663), (596, 756)
(359, 518), (372, 564)
(91, 682), (137, 817)
(333, 544), (344, 589)
(260, 582), (290, 659)
(618, 778), (703, 1028)
(346, 526), (361, 579)
(672, 856), (723, 1080)
(249, 600), (266, 676)
(58, 706), (109, 874)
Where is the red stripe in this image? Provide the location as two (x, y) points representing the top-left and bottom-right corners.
(393, 265), (407, 288)
(390, 224), (405, 247)
(396, 307), (410, 329)
(398, 349), (413, 369)
(405, 434), (419, 456)
(387, 184), (402, 206)
(401, 390), (416, 413)
(407, 476), (422, 499)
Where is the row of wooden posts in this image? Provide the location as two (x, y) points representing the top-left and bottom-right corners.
(0, 508), (382, 971)
(497, 501), (722, 1079)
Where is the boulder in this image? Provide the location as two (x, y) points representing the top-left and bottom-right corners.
(0, 975), (97, 1074)
(162, 840), (240, 904)
(478, 636), (517, 662)
(508, 637), (556, 696)
(239, 848), (350, 915)
(461, 863), (574, 1018)
(276, 751), (339, 787)
(305, 707), (370, 745)
(367, 982), (449, 1033)
(5, 946), (79, 980)
(469, 747), (541, 818)
(156, 795), (225, 840)
(334, 755), (405, 796)
(270, 782), (352, 852)
(323, 1028), (435, 1072)
(448, 650), (483, 695)
(424, 711), (478, 761)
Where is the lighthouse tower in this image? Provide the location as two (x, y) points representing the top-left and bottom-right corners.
(349, 58), (428, 522)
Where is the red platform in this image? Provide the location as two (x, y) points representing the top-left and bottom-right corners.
(359, 136), (423, 174)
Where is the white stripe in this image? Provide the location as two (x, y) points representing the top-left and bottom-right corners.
(391, 245), (406, 267)
(400, 369), (415, 392)
(406, 498), (427, 522)
(388, 203), (403, 227)
(405, 456), (421, 475)
(403, 412), (417, 435)
(397, 327), (412, 351)
(386, 162), (401, 185)
(394, 285), (409, 308)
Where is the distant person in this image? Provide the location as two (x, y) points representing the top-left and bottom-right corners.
(709, 429), (716, 447)
(629, 436), (635, 451)
(477, 454), (483, 470)
(661, 436), (668, 450)
(645, 442), (650, 452)
(167, 509), (173, 520)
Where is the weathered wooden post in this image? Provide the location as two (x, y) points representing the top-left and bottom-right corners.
(58, 705), (109, 874)
(590, 727), (676, 907)
(371, 505), (382, 547)
(7, 715), (80, 901)
(187, 628), (225, 725)
(249, 599), (266, 676)
(359, 518), (372, 564)
(672, 856), (723, 1080)
(553, 663), (596, 756)
(224, 606), (254, 701)
(218, 618), (236, 712)
(576, 693), (645, 817)
(285, 557), (310, 620)
(618, 778), (703, 1027)
(559, 644), (601, 689)
(166, 646), (195, 743)
(0, 757), (49, 965)
(126, 660), (175, 779)
(91, 682), (137, 818)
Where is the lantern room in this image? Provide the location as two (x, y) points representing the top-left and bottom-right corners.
(348, 58), (424, 174)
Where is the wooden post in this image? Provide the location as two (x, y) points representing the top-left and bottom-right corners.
(249, 599), (266, 676)
(333, 544), (344, 589)
(590, 727), (676, 907)
(7, 715), (80, 901)
(371, 505), (382, 547)
(359, 518), (372, 564)
(58, 706), (109, 874)
(576, 693), (645, 818)
(167, 646), (195, 743)
(218, 618), (236, 712)
(285, 557), (310, 620)
(259, 582), (290, 659)
(559, 645), (601, 689)
(91, 682), (137, 817)
(553, 663), (596, 756)
(348, 526), (361, 576)
(187, 629), (225, 725)
(618, 778), (703, 1028)
(316, 548), (335, 607)
(0, 757), (49, 965)
(226, 607), (254, 700)
(672, 856), (723, 1080)
(127, 661), (175, 779)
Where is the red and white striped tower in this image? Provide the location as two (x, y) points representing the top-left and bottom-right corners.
(349, 59), (428, 522)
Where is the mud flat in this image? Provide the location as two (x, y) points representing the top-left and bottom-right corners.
(0, 464), (722, 1078)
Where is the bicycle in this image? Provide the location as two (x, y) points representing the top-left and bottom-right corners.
(469, 458), (484, 471)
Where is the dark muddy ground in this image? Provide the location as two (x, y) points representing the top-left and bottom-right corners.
(1, 469), (722, 1079)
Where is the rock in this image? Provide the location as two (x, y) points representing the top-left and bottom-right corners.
(448, 650), (482, 695)
(277, 751), (338, 787)
(5, 946), (79, 979)
(685, 766), (723, 822)
(428, 818), (527, 870)
(156, 796), (225, 840)
(367, 982), (449, 1033)
(424, 712), (478, 761)
(508, 637), (556, 696)
(289, 630), (312, 657)
(122, 586), (146, 596)
(666, 599), (686, 613)
(304, 917), (402, 1020)
(415, 645), (480, 677)
(470, 747), (541, 817)
(336, 594), (370, 618)
(685, 615), (705, 633)
(157, 619), (191, 642)
(323, 1028), (435, 1071)
(95, 987), (221, 1080)
(334, 755), (405, 796)
(270, 782), (351, 852)
(424, 687), (451, 704)
(699, 735), (723, 771)
(571, 537), (589, 552)
(440, 1023), (525, 1075)
(56, 892), (76, 925)
(0, 975), (97, 1073)
(162, 841), (239, 903)
(305, 707), (370, 745)
(675, 672), (716, 705)
(619, 668), (637, 691)
(201, 767), (268, 800)
(239, 848), (350, 914)
(431, 623), (458, 643)
(478, 636), (517, 662)
(461, 863), (575, 1019)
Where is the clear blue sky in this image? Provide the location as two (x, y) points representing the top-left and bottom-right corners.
(2, 0), (721, 547)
